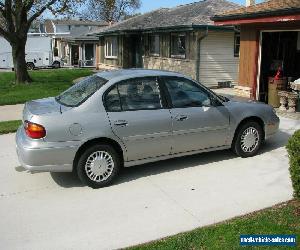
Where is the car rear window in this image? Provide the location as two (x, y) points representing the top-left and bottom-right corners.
(55, 75), (107, 107)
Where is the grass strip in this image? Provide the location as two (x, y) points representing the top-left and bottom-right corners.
(0, 120), (22, 134)
(0, 69), (93, 105)
(129, 200), (300, 250)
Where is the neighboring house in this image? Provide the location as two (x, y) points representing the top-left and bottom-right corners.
(28, 21), (44, 34)
(212, 0), (300, 100)
(44, 19), (107, 67)
(92, 0), (241, 87)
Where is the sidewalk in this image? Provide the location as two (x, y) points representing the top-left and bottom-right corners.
(0, 104), (24, 122)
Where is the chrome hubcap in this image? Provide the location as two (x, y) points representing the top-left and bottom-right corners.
(240, 127), (259, 153)
(85, 151), (114, 182)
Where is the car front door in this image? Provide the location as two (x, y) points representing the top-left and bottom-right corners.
(104, 77), (172, 162)
(162, 77), (230, 154)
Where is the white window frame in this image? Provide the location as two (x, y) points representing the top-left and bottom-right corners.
(105, 36), (118, 59)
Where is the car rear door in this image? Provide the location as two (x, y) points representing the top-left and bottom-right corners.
(161, 76), (230, 154)
(104, 77), (172, 162)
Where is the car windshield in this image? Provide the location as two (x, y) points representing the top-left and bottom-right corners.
(55, 75), (107, 107)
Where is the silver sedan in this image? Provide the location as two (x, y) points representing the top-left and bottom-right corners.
(16, 69), (280, 188)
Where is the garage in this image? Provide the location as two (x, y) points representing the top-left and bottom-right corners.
(258, 31), (300, 105)
(212, 0), (300, 112)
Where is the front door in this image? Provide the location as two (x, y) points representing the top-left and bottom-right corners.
(162, 77), (230, 154)
(132, 35), (143, 68)
(71, 45), (79, 66)
(123, 35), (143, 68)
(84, 43), (94, 66)
(104, 77), (172, 161)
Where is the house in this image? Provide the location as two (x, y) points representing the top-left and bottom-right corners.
(44, 19), (108, 67)
(93, 0), (241, 87)
(212, 0), (300, 101)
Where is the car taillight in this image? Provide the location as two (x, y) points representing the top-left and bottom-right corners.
(24, 121), (46, 139)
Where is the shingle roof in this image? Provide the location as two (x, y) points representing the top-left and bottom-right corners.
(212, 0), (300, 21)
(44, 19), (108, 40)
(51, 19), (107, 26)
(68, 26), (108, 41)
(93, 0), (240, 35)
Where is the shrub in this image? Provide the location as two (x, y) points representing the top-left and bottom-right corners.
(286, 130), (300, 199)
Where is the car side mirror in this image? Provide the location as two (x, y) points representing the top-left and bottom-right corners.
(202, 98), (212, 107)
(207, 96), (223, 107)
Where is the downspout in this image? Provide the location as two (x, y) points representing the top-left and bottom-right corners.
(195, 27), (208, 82)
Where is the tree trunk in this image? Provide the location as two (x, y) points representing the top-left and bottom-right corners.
(11, 40), (32, 84)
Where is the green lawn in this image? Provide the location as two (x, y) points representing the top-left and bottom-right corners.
(0, 120), (22, 134)
(129, 200), (300, 250)
(0, 69), (93, 105)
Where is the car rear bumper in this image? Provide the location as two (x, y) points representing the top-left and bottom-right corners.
(16, 127), (80, 172)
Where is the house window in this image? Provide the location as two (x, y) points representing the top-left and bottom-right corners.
(105, 37), (118, 59)
(234, 32), (240, 57)
(171, 33), (186, 58)
(149, 34), (160, 56)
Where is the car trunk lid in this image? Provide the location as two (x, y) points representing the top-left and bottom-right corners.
(23, 97), (68, 121)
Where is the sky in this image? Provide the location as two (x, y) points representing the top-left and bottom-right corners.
(140, 0), (264, 13)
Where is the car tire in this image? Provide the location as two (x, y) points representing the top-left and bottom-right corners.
(26, 62), (35, 70)
(77, 144), (120, 188)
(232, 121), (263, 158)
(52, 61), (60, 69)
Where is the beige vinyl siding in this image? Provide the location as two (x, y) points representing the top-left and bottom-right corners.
(199, 31), (239, 87)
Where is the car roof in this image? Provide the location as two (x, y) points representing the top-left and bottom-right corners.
(95, 69), (187, 81)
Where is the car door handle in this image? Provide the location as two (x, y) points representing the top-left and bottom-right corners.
(175, 115), (188, 121)
(114, 120), (128, 126)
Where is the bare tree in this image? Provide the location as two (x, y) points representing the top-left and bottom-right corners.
(82, 0), (141, 23)
(0, 0), (79, 84)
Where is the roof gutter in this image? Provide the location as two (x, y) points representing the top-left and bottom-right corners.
(212, 8), (300, 22)
(214, 13), (300, 26)
(92, 24), (234, 37)
(195, 27), (208, 82)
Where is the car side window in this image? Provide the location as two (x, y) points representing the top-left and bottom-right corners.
(105, 85), (122, 112)
(117, 78), (163, 111)
(164, 77), (212, 108)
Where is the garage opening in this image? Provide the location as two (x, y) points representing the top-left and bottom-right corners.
(258, 31), (300, 105)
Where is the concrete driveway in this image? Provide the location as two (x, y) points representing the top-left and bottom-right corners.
(0, 116), (299, 250)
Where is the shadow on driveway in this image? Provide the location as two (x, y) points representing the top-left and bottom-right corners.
(50, 129), (291, 188)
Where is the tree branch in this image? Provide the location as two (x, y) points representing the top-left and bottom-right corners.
(27, 0), (57, 24)
(4, 0), (15, 33)
(0, 25), (11, 41)
(24, 0), (34, 11)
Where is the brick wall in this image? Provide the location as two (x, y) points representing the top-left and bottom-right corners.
(143, 56), (196, 80)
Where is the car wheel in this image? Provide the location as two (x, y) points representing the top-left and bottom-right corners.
(232, 121), (263, 158)
(26, 62), (35, 70)
(77, 144), (120, 188)
(52, 61), (60, 69)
